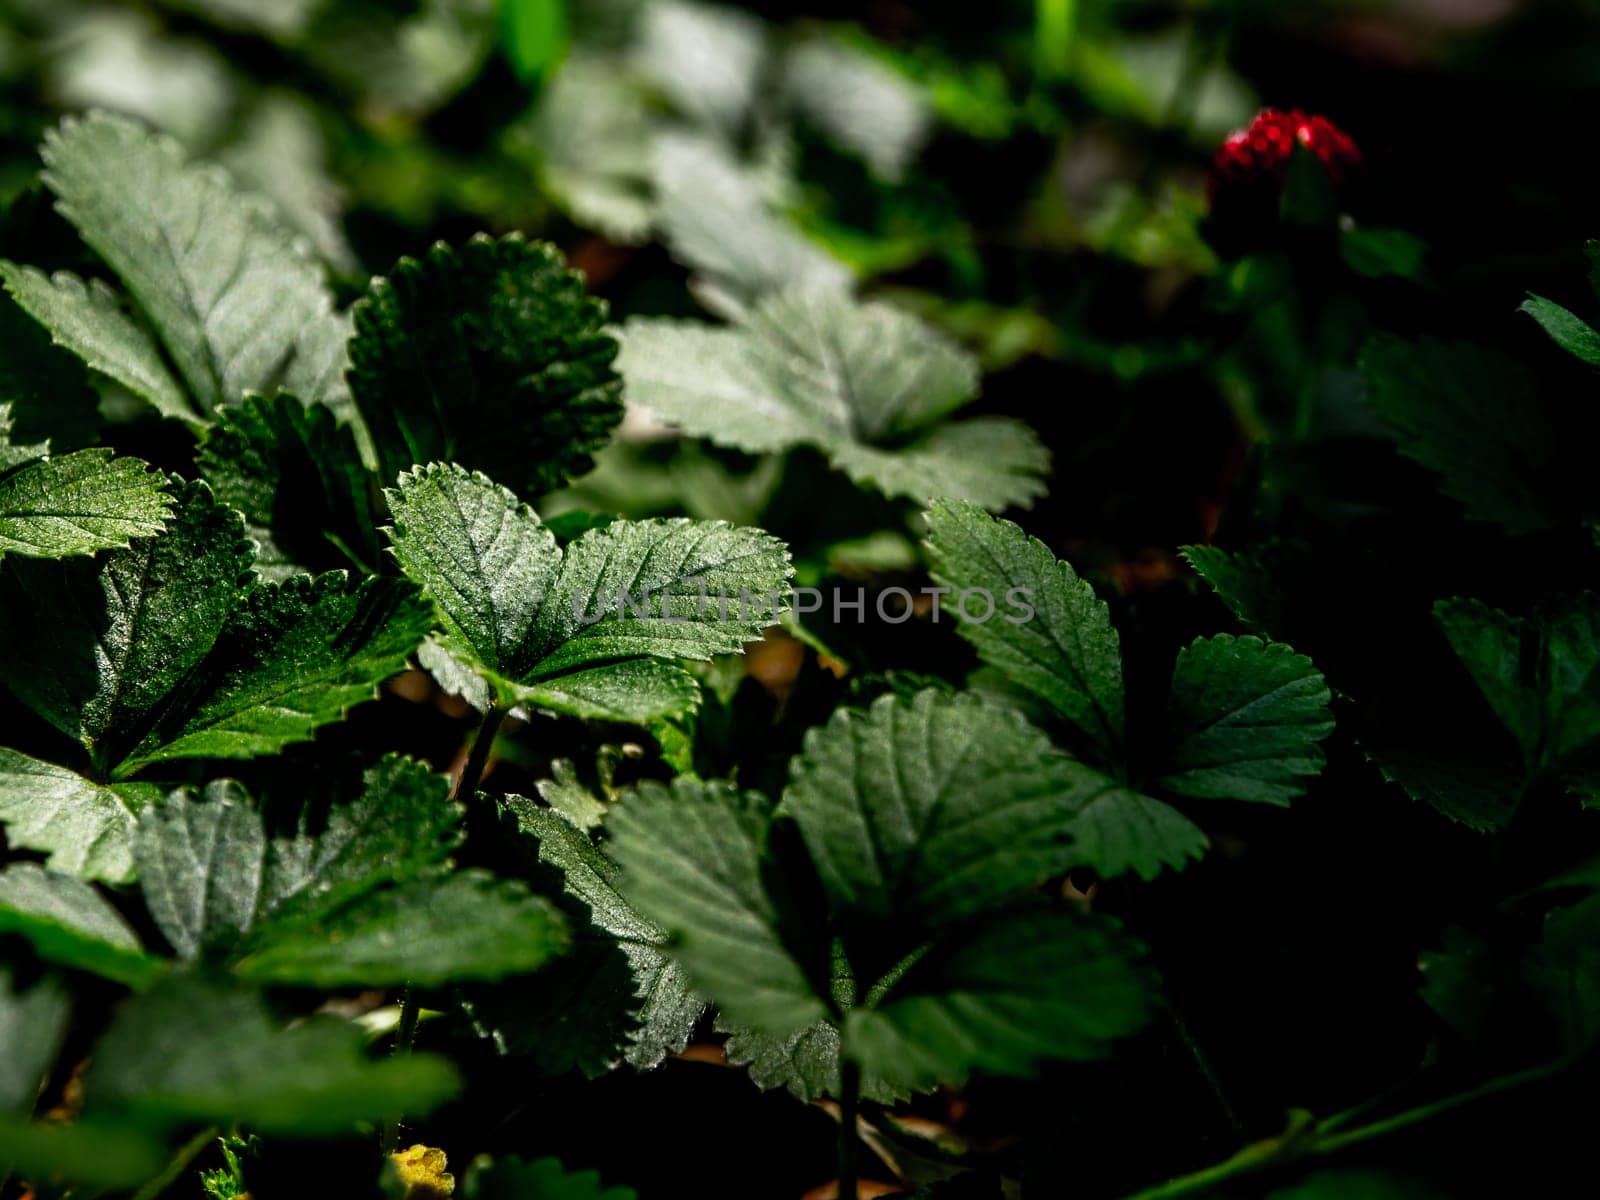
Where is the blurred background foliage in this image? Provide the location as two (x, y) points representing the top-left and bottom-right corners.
(4, 1), (1600, 1195)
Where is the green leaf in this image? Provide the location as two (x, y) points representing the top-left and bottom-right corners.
(500, 0), (569, 83)
(197, 391), (377, 578)
(1158, 635), (1334, 805)
(0, 264), (195, 425)
(622, 292), (1046, 510)
(520, 54), (653, 245)
(844, 908), (1154, 1093)
(349, 234), (622, 496)
(84, 975), (459, 1133)
(0, 864), (166, 988)
(0, 448), (171, 561)
(650, 133), (850, 312)
(719, 1012), (908, 1105)
(463, 1154), (637, 1200)
(924, 499), (1124, 755)
(0, 966), (68, 1111)
(0, 1114), (166, 1191)
(1521, 293), (1600, 366)
(387, 464), (789, 719)
(134, 782), (268, 959)
(121, 571), (432, 771)
(1366, 745), (1518, 832)
(1360, 334), (1561, 534)
(528, 516), (790, 674)
(235, 871), (568, 987)
(512, 803), (704, 1068)
(386, 463), (561, 693)
(222, 93), (359, 273)
(0, 404), (47, 472)
(0, 289), (101, 449)
(782, 36), (931, 182)
(1180, 543), (1292, 637)
(39, 112), (342, 415)
(0, 479), (252, 772)
(1057, 769), (1209, 882)
(607, 779), (827, 1035)
(136, 758), (457, 958)
(1267, 1170), (1426, 1200)
(1339, 227), (1427, 281)
(783, 690), (1084, 927)
(1436, 594), (1600, 770)
(260, 755), (461, 918)
(0, 748), (159, 882)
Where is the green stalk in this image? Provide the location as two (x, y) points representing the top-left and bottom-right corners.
(381, 705), (506, 1157)
(1121, 1060), (1566, 1200)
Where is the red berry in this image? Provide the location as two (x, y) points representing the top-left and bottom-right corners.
(1209, 108), (1362, 206)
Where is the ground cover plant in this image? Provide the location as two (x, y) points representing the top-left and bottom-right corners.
(0, 0), (1597, 1196)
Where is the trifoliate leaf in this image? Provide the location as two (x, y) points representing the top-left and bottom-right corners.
(1360, 334), (1562, 534)
(842, 908), (1154, 1093)
(84, 975), (459, 1133)
(349, 235), (623, 497)
(607, 779), (827, 1035)
(0, 966), (67, 1112)
(135, 782), (267, 960)
(0, 480), (251, 774)
(782, 690), (1083, 928)
(1520, 293), (1600, 366)
(234, 871), (568, 987)
(386, 463), (789, 719)
(1157, 635), (1334, 805)
(386, 463), (561, 693)
(0, 864), (165, 988)
(1436, 594), (1600, 770)
(0, 289), (101, 449)
(463, 1154), (637, 1200)
(0, 264), (193, 425)
(924, 499), (1124, 754)
(1057, 770), (1208, 882)
(121, 570), (433, 771)
(649, 134), (850, 313)
(513, 803), (705, 1068)
(0, 748), (160, 882)
(621, 292), (1046, 510)
(0, 448), (171, 560)
(783, 37), (932, 181)
(39, 114), (335, 404)
(39, 113), (343, 416)
(197, 391), (377, 578)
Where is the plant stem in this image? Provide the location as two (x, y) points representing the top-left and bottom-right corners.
(132, 1125), (217, 1200)
(380, 706), (503, 1157)
(1121, 1059), (1567, 1200)
(378, 985), (422, 1157)
(453, 704), (507, 803)
(836, 1057), (862, 1200)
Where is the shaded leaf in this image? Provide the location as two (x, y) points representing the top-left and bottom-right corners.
(0, 748), (159, 883)
(350, 235), (622, 497)
(0, 864), (165, 988)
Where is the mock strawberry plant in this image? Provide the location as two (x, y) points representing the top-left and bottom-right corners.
(0, 3), (1595, 1198)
